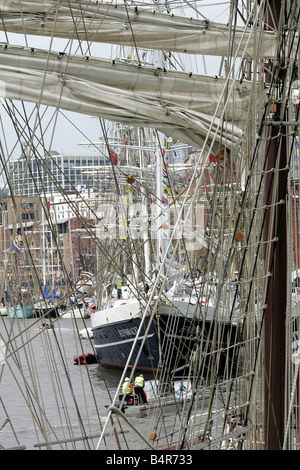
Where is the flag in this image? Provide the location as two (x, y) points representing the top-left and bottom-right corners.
(13, 241), (20, 253)
(162, 185), (171, 196)
(209, 153), (218, 164)
(120, 216), (128, 240)
(110, 149), (118, 165)
(126, 183), (133, 194)
(52, 289), (60, 299)
(163, 135), (171, 149)
(125, 182), (133, 205)
(158, 243), (162, 269)
(43, 285), (49, 299)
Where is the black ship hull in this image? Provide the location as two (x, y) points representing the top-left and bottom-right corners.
(92, 314), (239, 375)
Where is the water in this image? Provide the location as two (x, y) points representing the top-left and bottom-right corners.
(0, 316), (144, 450)
(0, 316), (227, 451)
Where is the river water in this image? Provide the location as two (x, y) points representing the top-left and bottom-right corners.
(0, 315), (227, 453)
(0, 316), (158, 451)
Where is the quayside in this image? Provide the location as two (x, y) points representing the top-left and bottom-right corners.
(0, 0), (299, 452)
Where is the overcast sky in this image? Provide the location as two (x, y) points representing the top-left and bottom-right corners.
(0, 1), (229, 163)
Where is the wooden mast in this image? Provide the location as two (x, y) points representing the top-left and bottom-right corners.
(263, 0), (287, 450)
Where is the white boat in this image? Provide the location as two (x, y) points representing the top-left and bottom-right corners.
(33, 299), (59, 318)
(79, 327), (93, 339)
(0, 304), (8, 316)
(59, 294), (93, 319)
(60, 304), (90, 319)
(108, 379), (208, 418)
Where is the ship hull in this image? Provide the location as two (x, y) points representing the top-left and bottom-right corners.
(92, 313), (239, 375)
(92, 316), (159, 371)
(33, 306), (60, 318)
(9, 304), (33, 319)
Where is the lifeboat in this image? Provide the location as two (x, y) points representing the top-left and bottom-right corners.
(73, 352), (97, 365)
(88, 303), (97, 316)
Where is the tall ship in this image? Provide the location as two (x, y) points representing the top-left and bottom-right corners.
(88, 123), (241, 375)
(0, 0), (299, 452)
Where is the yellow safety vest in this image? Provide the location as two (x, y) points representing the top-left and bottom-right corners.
(134, 376), (144, 387)
(122, 381), (132, 394)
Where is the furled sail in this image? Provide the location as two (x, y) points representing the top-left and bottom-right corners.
(0, 44), (253, 151)
(0, 0), (277, 58)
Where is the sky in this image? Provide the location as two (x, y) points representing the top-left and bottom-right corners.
(0, 1), (230, 162)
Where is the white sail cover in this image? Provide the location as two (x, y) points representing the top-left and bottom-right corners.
(0, 44), (253, 150)
(0, 0), (277, 59)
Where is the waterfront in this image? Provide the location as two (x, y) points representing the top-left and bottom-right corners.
(0, 316), (138, 450)
(0, 315), (227, 451)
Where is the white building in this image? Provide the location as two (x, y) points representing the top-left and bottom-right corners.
(9, 150), (107, 197)
(47, 186), (97, 222)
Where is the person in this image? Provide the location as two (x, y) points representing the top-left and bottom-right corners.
(134, 374), (147, 404)
(122, 377), (134, 395)
(122, 288), (129, 300)
(122, 377), (134, 403)
(117, 278), (122, 299)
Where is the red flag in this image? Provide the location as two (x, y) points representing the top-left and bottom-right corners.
(110, 149), (118, 165)
(209, 153), (218, 164)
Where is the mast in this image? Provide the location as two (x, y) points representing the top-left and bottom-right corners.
(156, 135), (163, 275)
(263, 0), (287, 450)
(138, 128), (151, 280)
(153, 0), (164, 276)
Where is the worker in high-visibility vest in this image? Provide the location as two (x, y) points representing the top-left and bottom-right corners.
(117, 278), (122, 299)
(122, 377), (134, 395)
(134, 374), (147, 404)
(122, 377), (134, 404)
